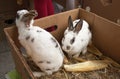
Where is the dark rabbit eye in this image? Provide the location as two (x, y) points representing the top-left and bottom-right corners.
(70, 37), (75, 44)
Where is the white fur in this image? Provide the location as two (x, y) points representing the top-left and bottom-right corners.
(16, 10), (64, 77)
(62, 19), (92, 57)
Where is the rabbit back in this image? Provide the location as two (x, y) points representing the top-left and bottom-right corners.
(19, 26), (63, 74)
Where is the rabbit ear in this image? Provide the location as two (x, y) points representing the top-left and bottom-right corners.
(68, 16), (74, 31)
(74, 19), (83, 33)
(29, 10), (38, 17)
(21, 11), (37, 27)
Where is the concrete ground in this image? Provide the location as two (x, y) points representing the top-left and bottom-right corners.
(0, 38), (15, 79)
(0, 13), (15, 79)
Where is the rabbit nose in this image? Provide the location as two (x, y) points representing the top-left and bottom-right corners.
(66, 46), (70, 50)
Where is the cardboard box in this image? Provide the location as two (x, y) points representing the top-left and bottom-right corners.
(83, 0), (120, 23)
(4, 8), (120, 79)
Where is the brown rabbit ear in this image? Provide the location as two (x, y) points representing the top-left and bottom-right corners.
(68, 16), (74, 31)
(74, 19), (83, 33)
(21, 13), (35, 27)
(29, 10), (38, 17)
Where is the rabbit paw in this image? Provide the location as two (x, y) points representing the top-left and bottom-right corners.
(33, 71), (45, 77)
(82, 47), (87, 55)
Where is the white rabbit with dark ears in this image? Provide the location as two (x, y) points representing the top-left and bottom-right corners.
(62, 16), (92, 58)
(16, 9), (64, 77)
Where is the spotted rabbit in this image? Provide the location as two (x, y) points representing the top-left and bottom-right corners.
(16, 9), (64, 77)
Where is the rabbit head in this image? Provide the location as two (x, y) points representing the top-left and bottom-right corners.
(16, 9), (38, 28)
(62, 16), (91, 57)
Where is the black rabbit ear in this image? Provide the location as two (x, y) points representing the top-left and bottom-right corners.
(68, 16), (74, 31)
(74, 19), (83, 33)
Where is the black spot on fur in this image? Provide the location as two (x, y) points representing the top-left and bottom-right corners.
(28, 28), (30, 30)
(51, 38), (56, 42)
(81, 39), (84, 42)
(27, 60), (43, 72)
(55, 44), (58, 48)
(70, 37), (75, 44)
(47, 61), (51, 64)
(31, 38), (34, 42)
(51, 38), (58, 48)
(38, 61), (43, 63)
(37, 30), (41, 32)
(46, 69), (51, 71)
(26, 36), (30, 40)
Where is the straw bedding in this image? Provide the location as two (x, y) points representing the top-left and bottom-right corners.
(25, 44), (120, 79)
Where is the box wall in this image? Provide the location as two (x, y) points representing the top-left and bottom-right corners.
(83, 0), (120, 23)
(93, 15), (120, 62)
(4, 27), (35, 79)
(79, 9), (120, 63)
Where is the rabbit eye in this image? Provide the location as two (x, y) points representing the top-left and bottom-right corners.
(70, 37), (75, 44)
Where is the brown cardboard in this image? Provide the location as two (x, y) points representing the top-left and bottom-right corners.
(83, 0), (120, 23)
(4, 26), (35, 79)
(4, 8), (120, 79)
